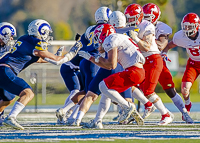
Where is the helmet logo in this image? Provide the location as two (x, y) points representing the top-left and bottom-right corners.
(194, 17), (199, 23)
(151, 6), (158, 13)
(135, 7), (141, 13)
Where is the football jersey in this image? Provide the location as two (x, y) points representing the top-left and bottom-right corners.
(155, 21), (172, 40)
(138, 20), (160, 57)
(115, 26), (138, 35)
(0, 35), (46, 75)
(173, 30), (200, 61)
(102, 33), (145, 69)
(78, 24), (100, 55)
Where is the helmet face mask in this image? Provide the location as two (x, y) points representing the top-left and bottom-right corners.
(28, 19), (52, 41)
(181, 13), (200, 37)
(0, 22), (16, 46)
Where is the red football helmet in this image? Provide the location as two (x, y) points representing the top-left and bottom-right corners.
(143, 3), (161, 25)
(93, 24), (116, 44)
(124, 3), (144, 26)
(181, 13), (200, 37)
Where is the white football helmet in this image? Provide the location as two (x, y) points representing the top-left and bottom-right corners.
(109, 11), (126, 28)
(95, 7), (112, 24)
(28, 19), (52, 41)
(0, 22), (16, 45)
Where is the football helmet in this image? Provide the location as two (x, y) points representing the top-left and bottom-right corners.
(109, 11), (126, 28)
(143, 3), (161, 25)
(93, 24), (116, 44)
(181, 13), (200, 37)
(95, 7), (112, 24)
(124, 3), (144, 26)
(0, 22), (16, 45)
(28, 19), (52, 41)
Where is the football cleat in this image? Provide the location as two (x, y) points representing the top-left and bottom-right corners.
(121, 115), (135, 125)
(3, 116), (24, 130)
(66, 118), (75, 126)
(118, 102), (136, 123)
(82, 119), (103, 129)
(142, 104), (156, 119)
(182, 108), (194, 124)
(158, 113), (173, 125)
(74, 119), (81, 127)
(113, 108), (123, 121)
(56, 108), (67, 124)
(131, 110), (144, 125)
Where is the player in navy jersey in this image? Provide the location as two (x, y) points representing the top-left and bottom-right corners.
(55, 6), (113, 125)
(1, 19), (81, 130)
(0, 22), (17, 126)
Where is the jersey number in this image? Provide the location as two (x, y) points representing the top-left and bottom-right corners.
(10, 41), (22, 53)
(188, 48), (200, 56)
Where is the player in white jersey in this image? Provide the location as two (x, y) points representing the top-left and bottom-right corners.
(79, 23), (145, 127)
(163, 12), (200, 121)
(126, 3), (173, 125)
(142, 3), (193, 123)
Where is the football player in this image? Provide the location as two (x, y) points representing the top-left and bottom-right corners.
(0, 22), (17, 125)
(55, 6), (113, 125)
(163, 12), (200, 123)
(78, 23), (145, 127)
(143, 3), (193, 123)
(127, 3), (173, 125)
(1, 19), (80, 130)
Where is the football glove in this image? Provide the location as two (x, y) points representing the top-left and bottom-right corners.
(161, 52), (171, 62)
(78, 51), (92, 61)
(128, 30), (140, 43)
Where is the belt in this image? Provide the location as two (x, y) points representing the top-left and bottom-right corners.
(0, 64), (17, 75)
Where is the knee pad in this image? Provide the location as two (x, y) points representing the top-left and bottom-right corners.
(147, 93), (160, 104)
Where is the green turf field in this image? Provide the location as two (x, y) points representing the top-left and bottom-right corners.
(10, 92), (200, 106)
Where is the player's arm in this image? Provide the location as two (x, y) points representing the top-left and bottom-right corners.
(91, 47), (118, 70)
(78, 47), (118, 70)
(137, 33), (153, 52)
(156, 34), (169, 51)
(36, 57), (48, 63)
(129, 30), (153, 52)
(162, 40), (177, 53)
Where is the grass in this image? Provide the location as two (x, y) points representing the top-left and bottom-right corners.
(10, 92), (200, 106)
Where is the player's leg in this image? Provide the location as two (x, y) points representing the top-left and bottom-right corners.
(132, 86), (155, 119)
(1, 67), (34, 130)
(181, 59), (198, 114)
(158, 61), (193, 123)
(100, 67), (145, 125)
(143, 54), (172, 125)
(75, 68), (113, 126)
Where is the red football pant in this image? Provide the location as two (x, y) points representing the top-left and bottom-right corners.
(182, 58), (200, 83)
(140, 54), (163, 96)
(158, 60), (175, 90)
(103, 66), (145, 93)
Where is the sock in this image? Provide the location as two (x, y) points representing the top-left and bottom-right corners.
(99, 81), (129, 109)
(132, 88), (149, 104)
(185, 97), (191, 105)
(9, 101), (25, 118)
(62, 99), (75, 113)
(68, 104), (80, 120)
(144, 101), (152, 108)
(171, 93), (185, 113)
(76, 111), (85, 121)
(149, 94), (167, 115)
(64, 89), (79, 106)
(94, 94), (111, 123)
